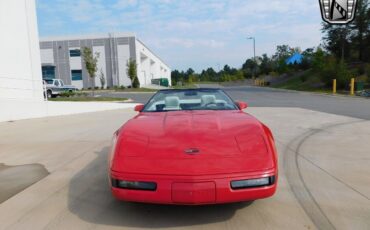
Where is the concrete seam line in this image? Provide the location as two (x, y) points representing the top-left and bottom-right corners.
(297, 153), (370, 201)
(282, 119), (367, 230)
(290, 120), (370, 200)
(282, 131), (336, 230)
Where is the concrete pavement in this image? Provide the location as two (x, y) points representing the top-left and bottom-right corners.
(0, 107), (369, 229)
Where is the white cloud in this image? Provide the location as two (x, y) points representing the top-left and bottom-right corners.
(37, 0), (324, 71)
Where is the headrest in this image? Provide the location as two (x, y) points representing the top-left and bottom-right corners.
(165, 96), (180, 108)
(201, 95), (216, 105)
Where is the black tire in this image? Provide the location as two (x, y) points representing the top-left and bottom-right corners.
(47, 90), (52, 99)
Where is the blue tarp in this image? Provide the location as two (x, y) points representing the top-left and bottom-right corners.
(285, 53), (303, 65)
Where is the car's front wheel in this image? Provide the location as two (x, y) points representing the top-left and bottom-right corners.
(47, 90), (53, 98)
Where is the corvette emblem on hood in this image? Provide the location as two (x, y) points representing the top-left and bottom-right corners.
(184, 148), (200, 154)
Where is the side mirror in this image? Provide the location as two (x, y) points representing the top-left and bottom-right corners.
(236, 101), (248, 110)
(134, 104), (144, 112)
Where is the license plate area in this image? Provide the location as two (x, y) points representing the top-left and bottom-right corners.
(171, 182), (216, 204)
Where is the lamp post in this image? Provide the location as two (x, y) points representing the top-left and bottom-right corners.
(247, 37), (256, 78)
(247, 37), (256, 62)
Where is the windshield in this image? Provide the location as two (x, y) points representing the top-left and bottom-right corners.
(143, 89), (238, 112)
(44, 79), (53, 84)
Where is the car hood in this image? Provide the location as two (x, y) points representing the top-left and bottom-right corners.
(112, 110), (274, 175)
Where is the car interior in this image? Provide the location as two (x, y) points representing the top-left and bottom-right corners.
(145, 94), (235, 111)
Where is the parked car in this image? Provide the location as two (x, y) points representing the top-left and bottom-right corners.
(43, 79), (78, 98)
(108, 88), (278, 205)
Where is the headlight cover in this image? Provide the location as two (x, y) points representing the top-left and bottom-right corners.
(111, 179), (157, 191)
(231, 176), (275, 190)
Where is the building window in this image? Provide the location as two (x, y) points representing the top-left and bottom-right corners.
(42, 66), (55, 79)
(71, 70), (82, 81)
(69, 49), (81, 57)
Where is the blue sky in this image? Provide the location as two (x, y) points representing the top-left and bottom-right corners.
(36, 0), (323, 72)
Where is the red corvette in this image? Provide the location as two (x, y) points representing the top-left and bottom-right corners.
(108, 88), (277, 205)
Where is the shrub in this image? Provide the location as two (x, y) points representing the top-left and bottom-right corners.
(75, 92), (88, 97)
(269, 71), (279, 77)
(60, 91), (75, 97)
(365, 64), (370, 83)
(132, 77), (140, 88)
(300, 73), (308, 82)
(336, 61), (353, 89)
(319, 56), (338, 86)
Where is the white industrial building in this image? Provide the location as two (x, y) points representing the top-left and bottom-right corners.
(40, 34), (171, 89)
(0, 0), (43, 101)
(0, 0), (141, 122)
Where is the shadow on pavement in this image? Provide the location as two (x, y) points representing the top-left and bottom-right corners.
(0, 163), (49, 203)
(68, 147), (253, 228)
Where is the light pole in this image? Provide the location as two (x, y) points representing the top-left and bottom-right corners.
(247, 37), (256, 78)
(217, 63), (221, 84)
(247, 37), (256, 62)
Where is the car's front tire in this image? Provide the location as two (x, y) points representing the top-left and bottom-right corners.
(47, 90), (52, 98)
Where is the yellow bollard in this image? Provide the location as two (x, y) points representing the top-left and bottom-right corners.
(350, 78), (355, 95)
(333, 79), (337, 94)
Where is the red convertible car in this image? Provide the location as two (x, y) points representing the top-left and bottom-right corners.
(108, 88), (278, 205)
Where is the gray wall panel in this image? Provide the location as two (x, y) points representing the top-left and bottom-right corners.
(40, 35), (135, 88)
(104, 39), (114, 87)
(40, 41), (52, 49)
(129, 37), (136, 60)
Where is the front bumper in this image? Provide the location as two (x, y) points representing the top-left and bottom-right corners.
(110, 169), (277, 205)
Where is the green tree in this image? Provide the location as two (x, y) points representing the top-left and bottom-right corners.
(299, 48), (315, 70)
(223, 65), (238, 75)
(171, 70), (182, 86)
(82, 47), (100, 96)
(204, 67), (217, 81)
(350, 0), (370, 61)
(259, 54), (274, 74)
(273, 45), (293, 60)
(322, 23), (352, 61)
(99, 69), (105, 89)
(242, 59), (257, 78)
(185, 68), (195, 83)
(312, 47), (326, 72)
(126, 59), (139, 88)
(322, 0), (370, 62)
(235, 70), (245, 80)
